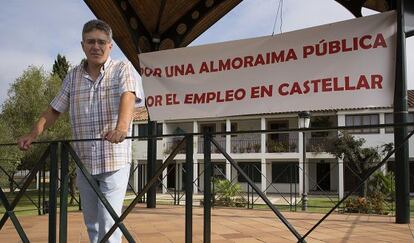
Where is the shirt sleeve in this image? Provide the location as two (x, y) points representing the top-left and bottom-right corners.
(50, 71), (71, 113)
(119, 60), (145, 107)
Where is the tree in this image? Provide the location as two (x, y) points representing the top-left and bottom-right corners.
(51, 54), (79, 204)
(0, 65), (72, 193)
(0, 119), (23, 192)
(52, 54), (70, 81)
(329, 132), (392, 197)
(51, 54), (80, 204)
(0, 66), (50, 192)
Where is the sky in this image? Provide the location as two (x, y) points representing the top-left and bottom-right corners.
(0, 0), (412, 106)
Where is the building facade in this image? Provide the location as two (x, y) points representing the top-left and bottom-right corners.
(131, 91), (414, 199)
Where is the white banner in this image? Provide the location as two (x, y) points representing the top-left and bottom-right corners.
(139, 11), (396, 121)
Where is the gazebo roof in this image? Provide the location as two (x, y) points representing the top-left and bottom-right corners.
(84, 0), (393, 71)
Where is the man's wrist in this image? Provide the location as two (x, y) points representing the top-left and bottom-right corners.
(115, 127), (128, 134)
(29, 130), (40, 139)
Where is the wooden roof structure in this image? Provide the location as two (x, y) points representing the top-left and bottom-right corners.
(84, 0), (393, 72)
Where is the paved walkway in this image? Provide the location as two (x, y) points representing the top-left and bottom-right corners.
(1, 204), (414, 242)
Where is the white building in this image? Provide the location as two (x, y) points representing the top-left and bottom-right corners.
(131, 90), (414, 199)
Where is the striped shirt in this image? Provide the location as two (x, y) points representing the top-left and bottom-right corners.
(51, 57), (144, 175)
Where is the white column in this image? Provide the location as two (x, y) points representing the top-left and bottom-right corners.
(193, 159), (199, 193)
(36, 171), (40, 190)
(379, 112), (385, 134)
(193, 121), (199, 193)
(338, 158), (344, 199)
(162, 162), (168, 193)
(162, 122), (168, 157)
(337, 114), (345, 199)
(298, 118), (304, 195)
(133, 160), (139, 192)
(226, 119), (232, 181)
(261, 158), (267, 193)
(261, 117), (266, 154)
(261, 117), (267, 192)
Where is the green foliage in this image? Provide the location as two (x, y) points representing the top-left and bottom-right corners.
(0, 57), (72, 170)
(344, 197), (370, 213)
(344, 172), (395, 215)
(344, 194), (388, 215)
(329, 132), (393, 197)
(0, 54), (75, 199)
(266, 140), (291, 152)
(52, 54), (70, 81)
(367, 172), (395, 201)
(331, 132), (379, 174)
(213, 179), (246, 207)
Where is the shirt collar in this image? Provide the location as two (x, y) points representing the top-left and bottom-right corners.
(102, 56), (112, 71)
(82, 56), (112, 81)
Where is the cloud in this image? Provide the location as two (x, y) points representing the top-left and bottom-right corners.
(0, 1), (125, 105)
(193, 0), (413, 89)
(0, 50), (52, 104)
(192, 0), (354, 45)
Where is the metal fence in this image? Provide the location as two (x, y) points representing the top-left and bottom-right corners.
(0, 122), (413, 242)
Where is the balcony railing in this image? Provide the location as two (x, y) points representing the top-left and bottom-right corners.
(230, 138), (261, 153)
(266, 138), (298, 153)
(165, 133), (341, 154)
(198, 137), (226, 153)
(306, 135), (336, 153)
(165, 140), (186, 154)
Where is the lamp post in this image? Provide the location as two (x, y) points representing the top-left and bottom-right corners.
(298, 111), (311, 211)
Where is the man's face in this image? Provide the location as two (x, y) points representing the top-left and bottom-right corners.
(81, 29), (112, 67)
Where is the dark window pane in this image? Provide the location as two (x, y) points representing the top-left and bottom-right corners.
(272, 162), (299, 183)
(237, 162), (261, 183)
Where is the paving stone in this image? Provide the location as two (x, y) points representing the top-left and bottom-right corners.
(1, 204), (413, 242)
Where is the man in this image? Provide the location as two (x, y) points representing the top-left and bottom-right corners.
(18, 19), (144, 242)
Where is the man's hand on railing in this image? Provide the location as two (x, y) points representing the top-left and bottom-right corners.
(17, 133), (37, 151)
(103, 129), (127, 144)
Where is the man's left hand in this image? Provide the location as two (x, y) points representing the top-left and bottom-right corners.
(103, 129), (128, 143)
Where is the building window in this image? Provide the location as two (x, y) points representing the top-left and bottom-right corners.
(345, 114), (379, 134)
(200, 123), (216, 134)
(267, 121), (289, 143)
(136, 123), (163, 140)
(310, 116), (333, 137)
(212, 162), (226, 180)
(385, 113), (414, 133)
(272, 162), (299, 183)
(237, 162), (261, 183)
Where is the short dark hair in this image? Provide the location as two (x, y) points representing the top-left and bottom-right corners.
(82, 19), (112, 41)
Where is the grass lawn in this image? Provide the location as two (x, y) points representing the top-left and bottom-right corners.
(2, 191), (414, 217)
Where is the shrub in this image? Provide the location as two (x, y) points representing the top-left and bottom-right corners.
(213, 179), (246, 207)
(344, 172), (394, 215)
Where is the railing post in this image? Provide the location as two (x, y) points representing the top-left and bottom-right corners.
(185, 135), (193, 243)
(42, 164), (46, 214)
(147, 121), (157, 208)
(394, 0), (410, 224)
(59, 142), (69, 243)
(301, 131), (308, 211)
(49, 142), (58, 243)
(37, 171), (41, 215)
(203, 133), (212, 243)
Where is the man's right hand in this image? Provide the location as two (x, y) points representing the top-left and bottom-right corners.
(18, 133), (37, 151)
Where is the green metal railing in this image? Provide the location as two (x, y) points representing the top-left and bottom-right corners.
(0, 122), (413, 242)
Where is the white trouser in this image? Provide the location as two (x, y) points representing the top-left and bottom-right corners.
(76, 165), (130, 243)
